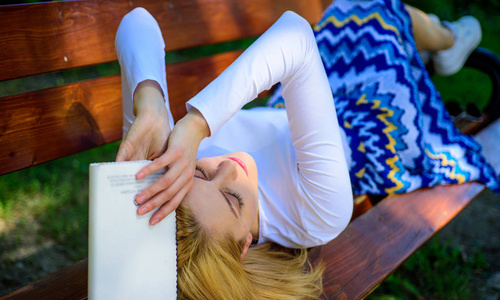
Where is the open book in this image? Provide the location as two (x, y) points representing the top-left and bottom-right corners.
(88, 161), (177, 300)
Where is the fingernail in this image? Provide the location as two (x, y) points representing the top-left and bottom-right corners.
(135, 194), (144, 205)
(150, 218), (158, 226)
(136, 171), (144, 179)
(133, 195), (141, 206)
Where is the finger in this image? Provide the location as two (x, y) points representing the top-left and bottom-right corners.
(116, 138), (141, 162)
(136, 166), (191, 210)
(116, 143), (129, 162)
(130, 148), (148, 161)
(136, 149), (181, 180)
(149, 184), (191, 225)
(135, 162), (187, 205)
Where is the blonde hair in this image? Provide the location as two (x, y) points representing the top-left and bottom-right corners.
(176, 204), (323, 300)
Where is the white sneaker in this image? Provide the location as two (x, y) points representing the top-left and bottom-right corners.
(427, 14), (441, 25)
(418, 14), (440, 65)
(433, 16), (482, 76)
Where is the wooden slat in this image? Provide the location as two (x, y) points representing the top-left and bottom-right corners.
(0, 259), (88, 300)
(351, 195), (373, 220)
(167, 50), (243, 122)
(0, 50), (242, 176)
(0, 0), (329, 81)
(456, 115), (490, 135)
(0, 76), (122, 175)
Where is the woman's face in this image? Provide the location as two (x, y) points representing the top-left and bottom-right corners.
(182, 152), (259, 242)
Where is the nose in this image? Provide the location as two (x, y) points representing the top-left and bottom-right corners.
(213, 158), (238, 183)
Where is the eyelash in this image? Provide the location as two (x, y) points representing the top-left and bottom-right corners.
(195, 165), (208, 179)
(195, 165), (244, 208)
(228, 191), (244, 209)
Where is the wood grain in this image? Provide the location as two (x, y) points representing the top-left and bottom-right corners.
(0, 76), (122, 175)
(0, 259), (88, 300)
(351, 195), (373, 220)
(0, 50), (242, 176)
(0, 0), (329, 81)
(166, 50), (244, 122)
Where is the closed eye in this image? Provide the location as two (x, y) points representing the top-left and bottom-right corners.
(194, 165), (243, 218)
(220, 191), (238, 218)
(227, 190), (244, 209)
(195, 165), (209, 180)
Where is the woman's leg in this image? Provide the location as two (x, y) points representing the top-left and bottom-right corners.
(405, 4), (454, 52)
(406, 4), (482, 75)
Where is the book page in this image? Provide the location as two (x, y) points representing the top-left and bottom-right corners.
(88, 161), (176, 300)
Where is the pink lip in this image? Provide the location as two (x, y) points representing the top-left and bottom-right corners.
(228, 157), (248, 176)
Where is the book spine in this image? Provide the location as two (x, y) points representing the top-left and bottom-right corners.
(88, 164), (99, 299)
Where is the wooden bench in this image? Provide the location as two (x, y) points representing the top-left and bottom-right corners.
(1, 0), (499, 299)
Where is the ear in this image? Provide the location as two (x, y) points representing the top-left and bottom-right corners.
(240, 233), (253, 261)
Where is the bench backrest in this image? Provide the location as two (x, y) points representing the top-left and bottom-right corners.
(0, 0), (331, 176)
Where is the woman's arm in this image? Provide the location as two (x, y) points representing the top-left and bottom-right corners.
(188, 11), (353, 243)
(115, 8), (174, 163)
(115, 8), (209, 225)
(115, 7), (174, 136)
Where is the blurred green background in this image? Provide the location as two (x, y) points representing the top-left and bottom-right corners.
(1, 0), (500, 298)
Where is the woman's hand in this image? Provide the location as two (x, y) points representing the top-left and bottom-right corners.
(133, 108), (210, 225)
(116, 80), (171, 162)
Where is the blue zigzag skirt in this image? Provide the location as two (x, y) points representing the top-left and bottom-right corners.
(267, 0), (500, 195)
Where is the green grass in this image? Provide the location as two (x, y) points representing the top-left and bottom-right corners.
(369, 236), (490, 299)
(0, 141), (118, 254)
(0, 142), (118, 293)
(433, 69), (492, 110)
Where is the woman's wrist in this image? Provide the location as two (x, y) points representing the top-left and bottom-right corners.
(133, 80), (165, 116)
(181, 108), (210, 143)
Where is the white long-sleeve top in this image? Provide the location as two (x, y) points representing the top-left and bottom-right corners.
(116, 8), (353, 248)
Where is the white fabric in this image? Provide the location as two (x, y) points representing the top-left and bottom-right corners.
(116, 8), (353, 248)
(115, 7), (175, 138)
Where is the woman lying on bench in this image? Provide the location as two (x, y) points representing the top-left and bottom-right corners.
(115, 1), (499, 299)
